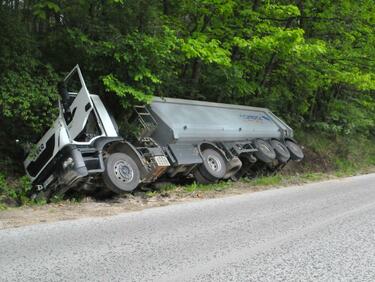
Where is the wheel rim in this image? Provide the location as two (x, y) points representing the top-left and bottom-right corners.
(289, 142), (301, 154)
(114, 160), (134, 183)
(276, 143), (287, 154)
(207, 155), (222, 172)
(259, 143), (273, 156)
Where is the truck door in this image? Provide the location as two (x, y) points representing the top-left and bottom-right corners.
(63, 65), (105, 143)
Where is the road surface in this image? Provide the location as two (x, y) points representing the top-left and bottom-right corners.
(1, 174), (375, 281)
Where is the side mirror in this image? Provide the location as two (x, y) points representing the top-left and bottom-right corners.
(58, 81), (71, 114)
(16, 139), (33, 158)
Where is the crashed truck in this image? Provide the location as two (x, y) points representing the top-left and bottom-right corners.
(24, 65), (304, 197)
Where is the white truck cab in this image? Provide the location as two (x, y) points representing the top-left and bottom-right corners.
(24, 65), (169, 197)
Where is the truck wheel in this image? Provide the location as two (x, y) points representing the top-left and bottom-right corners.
(103, 152), (140, 193)
(193, 169), (215, 184)
(285, 140), (304, 161)
(198, 148), (227, 181)
(253, 139), (276, 163)
(270, 140), (290, 163)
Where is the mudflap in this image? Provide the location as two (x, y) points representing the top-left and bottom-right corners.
(223, 157), (243, 179)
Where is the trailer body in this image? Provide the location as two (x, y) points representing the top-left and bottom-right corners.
(149, 97), (293, 145)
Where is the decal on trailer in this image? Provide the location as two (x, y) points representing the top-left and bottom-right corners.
(240, 114), (272, 123)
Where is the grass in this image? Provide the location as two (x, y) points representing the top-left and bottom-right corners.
(183, 181), (231, 193)
(0, 203), (7, 211)
(244, 172), (329, 187)
(143, 172), (336, 198)
(244, 175), (283, 186)
(145, 181), (232, 197)
(296, 131), (375, 174)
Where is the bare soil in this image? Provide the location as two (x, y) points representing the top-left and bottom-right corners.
(0, 182), (279, 230)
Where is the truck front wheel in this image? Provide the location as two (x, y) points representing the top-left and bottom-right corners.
(103, 152), (140, 193)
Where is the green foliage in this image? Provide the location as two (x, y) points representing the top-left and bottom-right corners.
(181, 35), (231, 66)
(33, 1), (61, 20)
(1, 0), (374, 136)
(102, 74), (153, 108)
(262, 4), (301, 18)
(297, 131), (375, 174)
(0, 67), (59, 134)
(0, 0), (374, 205)
(0, 173), (33, 207)
(0, 6), (59, 164)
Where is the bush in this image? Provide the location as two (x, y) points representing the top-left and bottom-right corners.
(0, 173), (34, 208)
(0, 8), (59, 169)
(296, 131), (375, 174)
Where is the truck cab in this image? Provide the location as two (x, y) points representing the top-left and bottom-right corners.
(24, 65), (169, 197)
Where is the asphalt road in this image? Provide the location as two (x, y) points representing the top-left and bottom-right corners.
(1, 174), (375, 282)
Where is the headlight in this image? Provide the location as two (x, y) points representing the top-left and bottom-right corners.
(63, 157), (74, 169)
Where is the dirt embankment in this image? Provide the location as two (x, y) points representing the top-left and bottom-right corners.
(0, 181), (290, 230)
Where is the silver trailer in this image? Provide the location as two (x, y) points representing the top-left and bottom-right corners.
(149, 97), (293, 145)
(24, 66), (304, 198)
(133, 97), (303, 183)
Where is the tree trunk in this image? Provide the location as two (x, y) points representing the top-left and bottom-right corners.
(190, 59), (202, 97)
(252, 0), (260, 11)
(296, 0), (305, 30)
(163, 0), (169, 15)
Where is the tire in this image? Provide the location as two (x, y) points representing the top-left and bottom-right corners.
(270, 139), (291, 163)
(103, 152), (140, 193)
(193, 169), (215, 184)
(285, 140), (304, 161)
(198, 148), (227, 181)
(253, 139), (276, 163)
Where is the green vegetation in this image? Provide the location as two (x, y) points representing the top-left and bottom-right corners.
(0, 1), (374, 207)
(0, 173), (44, 209)
(183, 181), (231, 193)
(1, 131), (374, 209)
(243, 173), (327, 187)
(296, 132), (375, 174)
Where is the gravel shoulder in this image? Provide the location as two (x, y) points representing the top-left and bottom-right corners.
(0, 182), (266, 229)
(0, 172), (372, 230)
